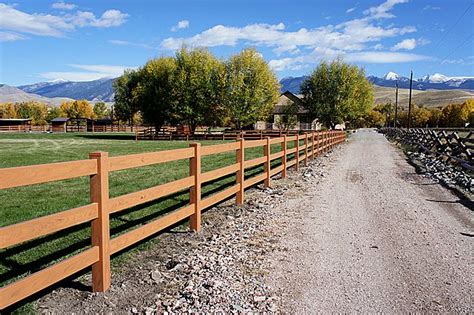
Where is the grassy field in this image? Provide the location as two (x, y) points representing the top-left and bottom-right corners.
(0, 132), (300, 290)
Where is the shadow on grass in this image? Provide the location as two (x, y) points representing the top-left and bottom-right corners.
(1, 158), (292, 312)
(75, 134), (137, 141)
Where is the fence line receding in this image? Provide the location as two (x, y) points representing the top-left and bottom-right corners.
(0, 130), (346, 309)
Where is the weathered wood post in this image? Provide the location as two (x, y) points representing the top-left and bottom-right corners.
(236, 138), (245, 204)
(264, 137), (271, 187)
(295, 134), (300, 171)
(189, 143), (201, 232)
(89, 151), (111, 292)
(304, 133), (308, 166)
(282, 135), (287, 178)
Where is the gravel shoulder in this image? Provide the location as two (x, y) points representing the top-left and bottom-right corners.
(269, 129), (473, 313)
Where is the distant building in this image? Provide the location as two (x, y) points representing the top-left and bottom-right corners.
(0, 118), (32, 132)
(255, 91), (320, 130)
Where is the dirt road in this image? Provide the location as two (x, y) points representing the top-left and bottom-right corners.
(270, 129), (473, 313)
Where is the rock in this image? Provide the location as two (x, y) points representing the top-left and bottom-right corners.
(254, 295), (266, 302)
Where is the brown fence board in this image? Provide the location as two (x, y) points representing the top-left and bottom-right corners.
(109, 148), (194, 172)
(0, 246), (99, 309)
(0, 203), (98, 249)
(201, 163), (239, 183)
(109, 205), (194, 254)
(0, 160), (97, 189)
(109, 176), (194, 214)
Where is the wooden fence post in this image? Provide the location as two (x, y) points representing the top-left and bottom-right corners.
(89, 151), (111, 292)
(189, 143), (201, 232)
(236, 138), (245, 204)
(304, 133), (308, 166)
(295, 134), (299, 171)
(311, 131), (315, 160)
(282, 135), (287, 178)
(264, 137), (271, 187)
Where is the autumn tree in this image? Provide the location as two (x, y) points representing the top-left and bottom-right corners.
(16, 101), (48, 125)
(174, 47), (227, 131)
(0, 103), (17, 118)
(46, 106), (62, 121)
(301, 59), (373, 128)
(224, 49), (280, 129)
(440, 100), (473, 127)
(60, 100), (95, 119)
(93, 101), (108, 119)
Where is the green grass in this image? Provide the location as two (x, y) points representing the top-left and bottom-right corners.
(0, 132), (300, 291)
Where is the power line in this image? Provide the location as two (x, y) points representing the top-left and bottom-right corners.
(439, 33), (474, 64)
(431, 2), (473, 52)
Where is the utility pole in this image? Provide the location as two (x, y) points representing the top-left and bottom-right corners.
(394, 82), (398, 128)
(407, 71), (413, 129)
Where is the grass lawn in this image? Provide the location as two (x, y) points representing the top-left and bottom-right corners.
(0, 132), (302, 291)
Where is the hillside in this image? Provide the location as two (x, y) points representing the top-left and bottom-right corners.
(373, 86), (474, 108)
(18, 78), (115, 102)
(0, 84), (74, 106)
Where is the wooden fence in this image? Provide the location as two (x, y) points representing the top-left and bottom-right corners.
(135, 128), (326, 141)
(381, 128), (473, 171)
(0, 130), (346, 309)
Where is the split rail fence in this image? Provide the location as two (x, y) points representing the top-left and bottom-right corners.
(382, 128), (473, 171)
(0, 130), (346, 309)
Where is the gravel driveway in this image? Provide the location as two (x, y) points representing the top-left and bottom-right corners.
(269, 128), (473, 313)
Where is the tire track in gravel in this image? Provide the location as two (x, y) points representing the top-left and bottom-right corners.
(269, 129), (473, 313)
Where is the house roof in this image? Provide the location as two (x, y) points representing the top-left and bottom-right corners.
(51, 118), (69, 122)
(274, 91), (308, 115)
(0, 118), (31, 122)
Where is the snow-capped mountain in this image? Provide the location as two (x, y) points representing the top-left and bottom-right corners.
(383, 71), (400, 81)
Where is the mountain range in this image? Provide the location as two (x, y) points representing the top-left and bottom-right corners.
(281, 72), (474, 94)
(0, 72), (472, 106)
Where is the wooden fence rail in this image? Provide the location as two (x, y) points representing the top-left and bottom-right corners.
(0, 130), (346, 309)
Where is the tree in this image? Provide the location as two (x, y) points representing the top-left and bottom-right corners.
(46, 106), (62, 121)
(224, 48), (280, 129)
(410, 105), (431, 127)
(0, 103), (17, 118)
(16, 101), (48, 125)
(93, 101), (108, 119)
(440, 100), (473, 127)
(60, 100), (95, 119)
(301, 59), (373, 128)
(113, 70), (141, 125)
(174, 47), (227, 131)
(138, 57), (177, 131)
(427, 107), (442, 127)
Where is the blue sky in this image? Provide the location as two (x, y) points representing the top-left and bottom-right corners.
(0, 0), (473, 86)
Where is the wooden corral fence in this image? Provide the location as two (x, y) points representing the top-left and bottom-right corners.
(135, 127), (320, 141)
(382, 128), (473, 171)
(0, 130), (346, 309)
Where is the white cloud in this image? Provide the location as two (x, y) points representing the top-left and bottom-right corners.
(391, 38), (416, 50)
(269, 50), (430, 71)
(40, 64), (137, 81)
(346, 7), (356, 13)
(0, 31), (27, 42)
(423, 5), (440, 11)
(52, 2), (77, 10)
(108, 39), (154, 49)
(171, 20), (189, 32)
(363, 0), (408, 19)
(0, 3), (128, 38)
(374, 43), (384, 50)
(345, 51), (430, 63)
(391, 38), (429, 51)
